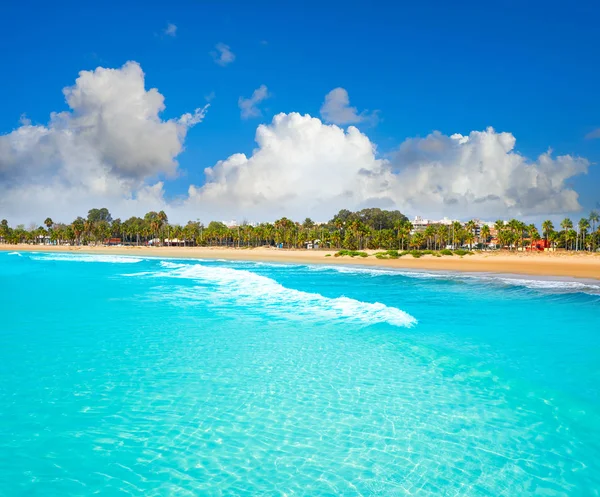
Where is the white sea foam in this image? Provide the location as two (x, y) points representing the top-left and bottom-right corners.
(30, 253), (143, 264)
(493, 277), (600, 294)
(309, 264), (600, 295)
(309, 265), (398, 276)
(7, 252), (22, 256)
(310, 265), (445, 279)
(141, 261), (417, 328)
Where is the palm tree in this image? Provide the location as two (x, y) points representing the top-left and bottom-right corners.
(561, 218), (573, 250)
(541, 220), (554, 245)
(144, 212), (161, 244)
(347, 220), (362, 250)
(507, 219), (522, 251)
(71, 218), (85, 245)
(158, 211), (168, 245)
(494, 220), (506, 249)
(589, 211), (599, 251)
(331, 230), (341, 249)
(424, 225), (435, 250)
(410, 232), (425, 249)
(549, 231), (559, 251)
(566, 229), (577, 251)
(451, 221), (462, 249)
(480, 225), (491, 250)
(578, 218), (590, 251)
(0, 219), (9, 243)
(528, 224), (540, 250)
(84, 219), (94, 244)
(508, 219), (522, 248)
(464, 230), (475, 249)
(394, 220), (406, 250)
(438, 224), (449, 250)
(465, 220), (476, 249)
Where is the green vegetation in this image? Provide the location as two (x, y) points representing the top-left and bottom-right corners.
(374, 250), (401, 259)
(375, 248), (462, 259)
(334, 250), (369, 258)
(453, 249), (474, 256)
(2, 207), (600, 253)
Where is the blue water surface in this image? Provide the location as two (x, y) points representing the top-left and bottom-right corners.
(1, 250), (599, 496)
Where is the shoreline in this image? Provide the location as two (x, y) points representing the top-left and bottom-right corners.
(3, 244), (600, 281)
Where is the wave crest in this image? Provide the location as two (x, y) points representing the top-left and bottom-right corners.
(310, 265), (600, 295)
(146, 261), (417, 328)
(30, 253), (143, 264)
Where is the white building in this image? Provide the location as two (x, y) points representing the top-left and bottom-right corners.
(222, 220), (259, 229)
(410, 216), (459, 234)
(411, 216), (497, 236)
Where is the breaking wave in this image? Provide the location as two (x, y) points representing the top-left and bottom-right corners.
(30, 253), (143, 264)
(310, 265), (600, 295)
(138, 261), (417, 328)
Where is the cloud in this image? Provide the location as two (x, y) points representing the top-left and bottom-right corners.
(387, 128), (590, 218)
(238, 85), (270, 119)
(0, 66), (591, 226)
(0, 61), (207, 224)
(164, 23), (177, 37)
(184, 113), (388, 220)
(184, 117), (590, 222)
(320, 88), (377, 125)
(585, 128), (600, 140)
(211, 43), (235, 66)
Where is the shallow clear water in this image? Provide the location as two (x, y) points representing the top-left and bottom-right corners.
(1, 251), (599, 496)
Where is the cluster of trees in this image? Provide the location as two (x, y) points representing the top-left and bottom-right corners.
(537, 214), (600, 251)
(1, 207), (600, 252)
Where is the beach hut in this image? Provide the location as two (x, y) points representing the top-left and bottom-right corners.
(305, 239), (321, 250)
(527, 239), (551, 252)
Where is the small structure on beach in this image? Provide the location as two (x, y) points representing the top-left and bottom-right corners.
(527, 239), (552, 252)
(305, 239), (321, 250)
(164, 238), (185, 246)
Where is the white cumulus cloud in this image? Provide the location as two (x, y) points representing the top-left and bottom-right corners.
(184, 116), (590, 222)
(184, 113), (403, 220)
(387, 129), (589, 219)
(211, 43), (235, 66)
(0, 66), (591, 226)
(0, 61), (207, 224)
(238, 85), (270, 119)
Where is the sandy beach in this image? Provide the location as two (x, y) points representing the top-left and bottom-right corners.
(3, 244), (600, 280)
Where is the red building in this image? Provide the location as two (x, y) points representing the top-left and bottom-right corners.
(527, 239), (551, 251)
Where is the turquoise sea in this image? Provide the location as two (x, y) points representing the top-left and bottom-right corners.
(1, 250), (599, 496)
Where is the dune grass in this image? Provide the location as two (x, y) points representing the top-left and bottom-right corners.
(334, 250), (369, 258)
(335, 248), (475, 259)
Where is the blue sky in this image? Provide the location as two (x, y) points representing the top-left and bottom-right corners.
(1, 1), (599, 224)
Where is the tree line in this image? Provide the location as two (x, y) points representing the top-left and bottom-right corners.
(1, 208), (599, 252)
